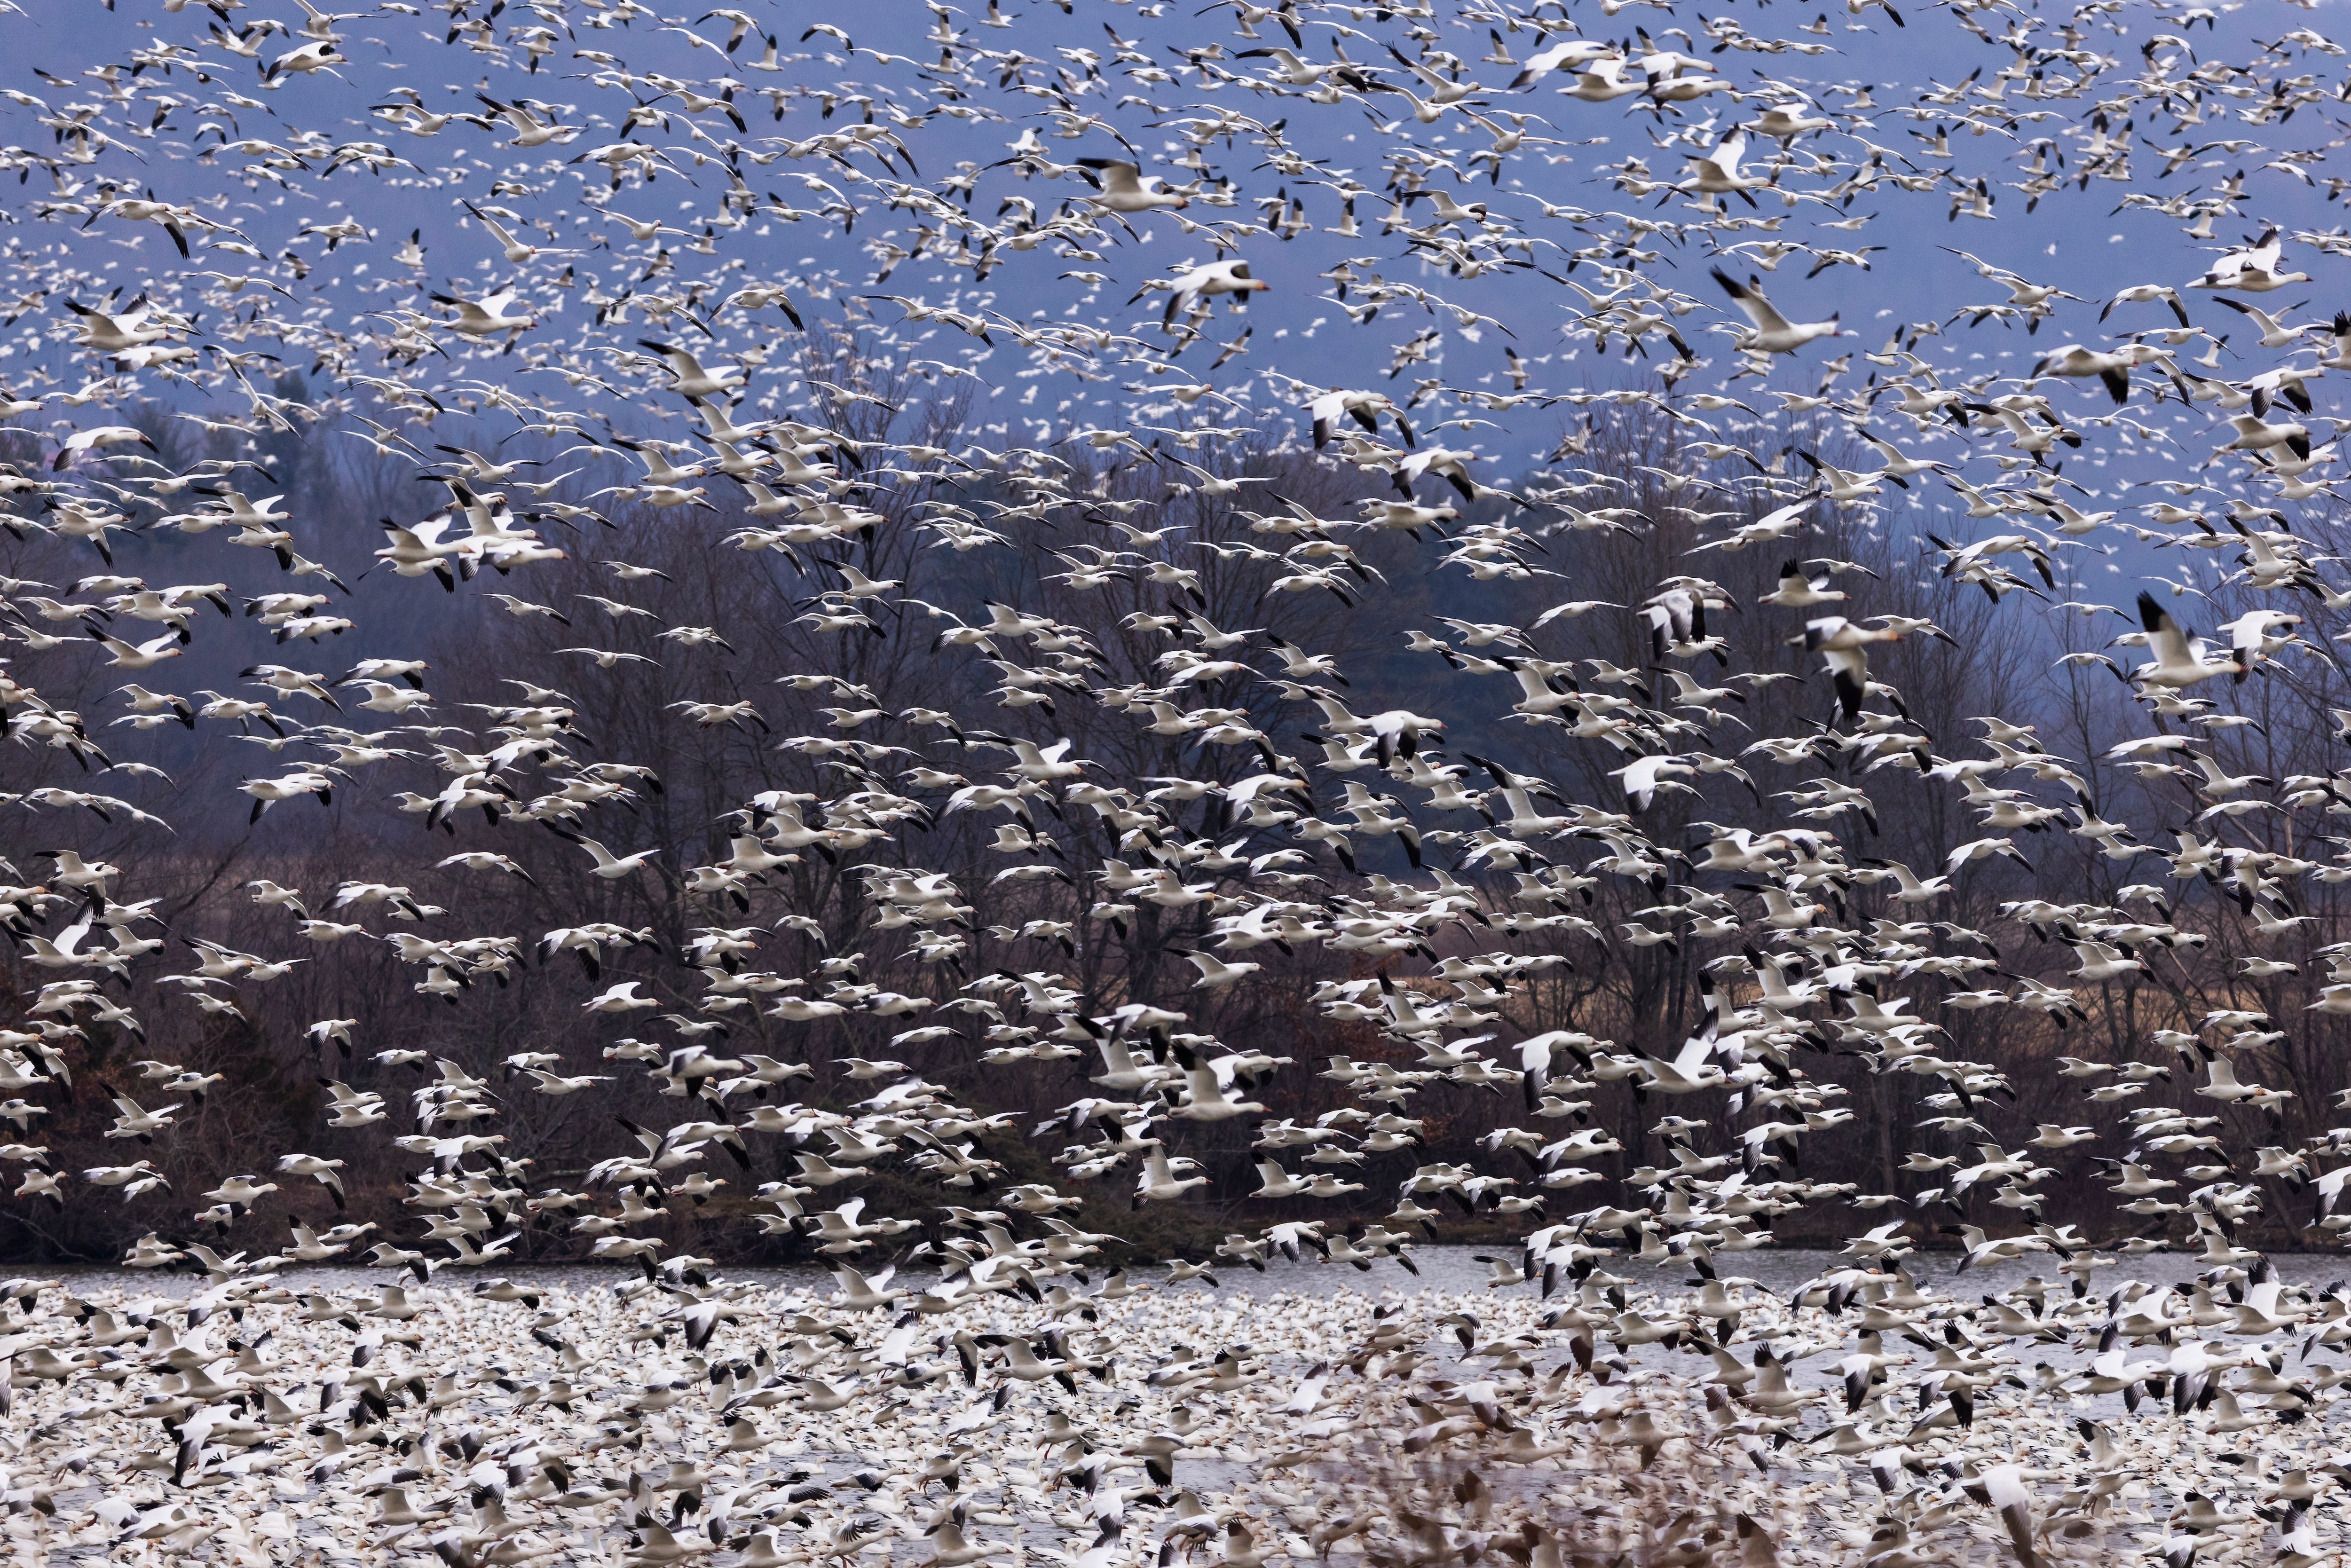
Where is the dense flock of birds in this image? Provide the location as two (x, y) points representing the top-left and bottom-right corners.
(15, 0), (2351, 1563)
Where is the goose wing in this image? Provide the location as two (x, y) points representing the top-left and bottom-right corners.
(2137, 591), (2194, 669)
(1077, 158), (1144, 195)
(1711, 267), (1792, 333)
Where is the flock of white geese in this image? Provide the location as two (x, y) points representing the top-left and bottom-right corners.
(9, 0), (2351, 1564)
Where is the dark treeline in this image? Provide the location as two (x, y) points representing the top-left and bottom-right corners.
(4, 347), (2348, 1266)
